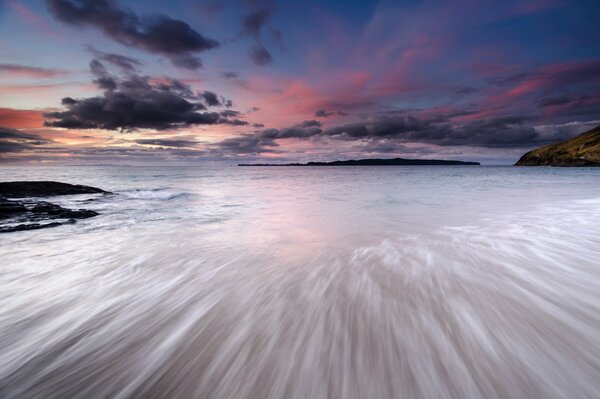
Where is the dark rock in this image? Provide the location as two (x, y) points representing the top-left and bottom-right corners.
(0, 221), (65, 233)
(31, 202), (68, 215)
(0, 197), (27, 219)
(0, 182), (106, 233)
(30, 202), (99, 219)
(0, 181), (108, 198)
(63, 209), (99, 219)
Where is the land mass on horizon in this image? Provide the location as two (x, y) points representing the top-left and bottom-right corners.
(515, 124), (600, 167)
(239, 157), (480, 166)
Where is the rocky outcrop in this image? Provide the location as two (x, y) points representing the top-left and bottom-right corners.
(515, 124), (600, 166)
(0, 181), (108, 197)
(0, 181), (107, 233)
(29, 201), (99, 219)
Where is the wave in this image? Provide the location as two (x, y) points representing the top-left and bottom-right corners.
(119, 188), (190, 201)
(0, 198), (599, 398)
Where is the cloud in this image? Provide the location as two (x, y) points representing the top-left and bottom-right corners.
(533, 120), (600, 142)
(302, 120), (321, 127)
(211, 120), (323, 154)
(0, 64), (67, 79)
(242, 6), (271, 38)
(250, 44), (273, 66)
(486, 60), (600, 108)
(0, 127), (51, 153)
(90, 59), (117, 90)
(315, 109), (334, 117)
(241, 0), (280, 66)
(0, 108), (45, 129)
(315, 109), (347, 118)
(213, 134), (279, 155)
(44, 59), (244, 130)
(86, 46), (142, 72)
(539, 96), (573, 107)
(46, 0), (219, 70)
(538, 94), (598, 109)
(320, 114), (542, 148)
(201, 91), (221, 106)
(269, 27), (284, 51)
(134, 138), (199, 148)
(220, 110), (240, 118)
(221, 71), (238, 79)
(213, 110), (576, 156)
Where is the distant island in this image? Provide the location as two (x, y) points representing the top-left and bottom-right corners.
(515, 124), (600, 167)
(239, 157), (480, 166)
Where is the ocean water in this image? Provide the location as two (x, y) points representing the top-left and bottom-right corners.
(0, 165), (599, 399)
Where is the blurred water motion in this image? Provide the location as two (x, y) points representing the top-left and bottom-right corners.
(1, 166), (599, 398)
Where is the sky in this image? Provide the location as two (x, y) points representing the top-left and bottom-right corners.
(0, 0), (599, 165)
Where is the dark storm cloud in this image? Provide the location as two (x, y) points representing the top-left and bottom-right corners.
(222, 118), (249, 126)
(302, 120), (321, 127)
(134, 138), (199, 148)
(315, 109), (333, 117)
(44, 60), (243, 131)
(98, 52), (141, 72)
(220, 110), (240, 118)
(320, 114), (540, 148)
(214, 134), (278, 154)
(537, 94), (600, 120)
(90, 59), (117, 90)
(46, 0), (219, 70)
(201, 91), (221, 106)
(250, 44), (273, 66)
(0, 127), (51, 153)
(61, 97), (77, 105)
(218, 109), (248, 125)
(86, 46), (142, 72)
(213, 111), (560, 156)
(269, 27), (284, 51)
(241, 0), (280, 66)
(0, 127), (46, 141)
(538, 94), (596, 108)
(211, 120), (322, 154)
(221, 71), (238, 79)
(539, 96), (573, 107)
(315, 109), (347, 118)
(169, 54), (204, 70)
(427, 117), (538, 148)
(242, 7), (271, 38)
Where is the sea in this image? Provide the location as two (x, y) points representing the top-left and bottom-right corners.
(0, 165), (599, 398)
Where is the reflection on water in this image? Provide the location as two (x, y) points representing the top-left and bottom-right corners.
(0, 166), (599, 398)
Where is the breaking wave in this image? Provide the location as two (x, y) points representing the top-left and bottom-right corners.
(1, 195), (599, 398)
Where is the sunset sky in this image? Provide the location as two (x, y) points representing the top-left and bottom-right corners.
(1, 0), (599, 164)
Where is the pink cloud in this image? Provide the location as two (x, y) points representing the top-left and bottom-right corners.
(0, 108), (45, 129)
(0, 64), (68, 79)
(7, 0), (62, 39)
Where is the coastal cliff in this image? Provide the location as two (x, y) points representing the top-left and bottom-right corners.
(515, 124), (600, 166)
